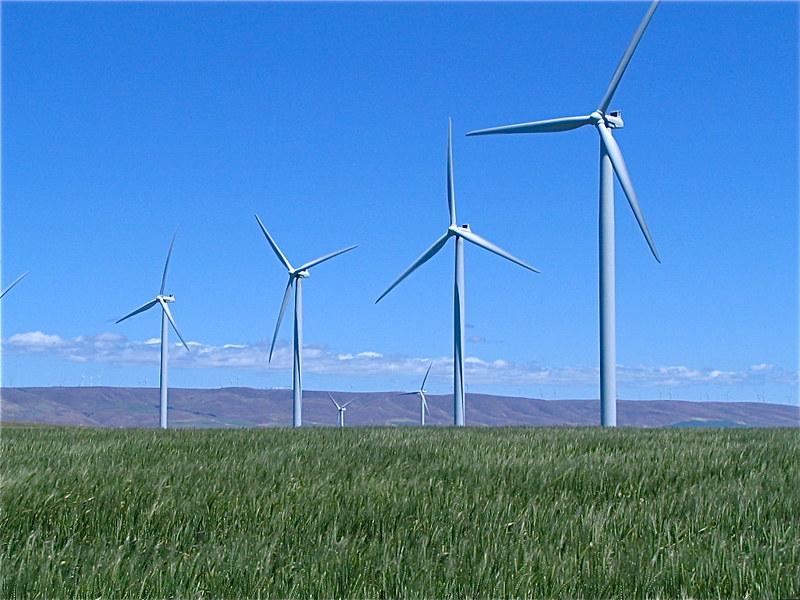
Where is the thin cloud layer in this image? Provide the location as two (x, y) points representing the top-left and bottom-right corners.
(2, 331), (797, 389)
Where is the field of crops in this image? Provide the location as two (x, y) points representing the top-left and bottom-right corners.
(2, 425), (798, 599)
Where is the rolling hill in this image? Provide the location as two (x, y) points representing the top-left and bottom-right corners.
(1, 386), (797, 428)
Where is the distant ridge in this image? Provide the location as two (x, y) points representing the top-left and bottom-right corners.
(1, 387), (797, 428)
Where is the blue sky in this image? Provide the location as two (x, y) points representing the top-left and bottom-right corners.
(1, 1), (797, 405)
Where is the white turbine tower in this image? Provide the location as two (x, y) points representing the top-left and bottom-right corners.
(116, 231), (189, 429)
(328, 393), (357, 428)
(398, 362), (433, 426)
(0, 272), (29, 299)
(377, 121), (539, 426)
(255, 215), (356, 428)
(467, 0), (661, 427)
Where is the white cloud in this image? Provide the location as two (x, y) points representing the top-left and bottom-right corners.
(7, 331), (67, 348)
(2, 330), (797, 389)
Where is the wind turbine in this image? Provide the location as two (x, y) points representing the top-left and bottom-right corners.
(398, 362), (433, 426)
(377, 121), (539, 426)
(116, 231), (189, 429)
(467, 0), (662, 427)
(0, 271), (29, 299)
(328, 393), (357, 428)
(255, 215), (356, 428)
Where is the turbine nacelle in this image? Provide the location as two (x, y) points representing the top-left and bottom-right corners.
(292, 270), (311, 279)
(157, 294), (176, 304)
(448, 224), (473, 237)
(589, 110), (624, 129)
(605, 110), (624, 129)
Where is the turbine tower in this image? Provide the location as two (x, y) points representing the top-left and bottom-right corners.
(398, 362), (433, 426)
(255, 215), (356, 428)
(377, 121), (539, 426)
(328, 393), (357, 428)
(116, 231), (189, 429)
(467, 0), (661, 426)
(0, 272), (29, 299)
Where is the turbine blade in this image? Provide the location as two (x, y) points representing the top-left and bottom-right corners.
(160, 229), (178, 295)
(269, 276), (295, 362)
(297, 245), (358, 272)
(420, 361), (433, 390)
(342, 398), (357, 408)
(375, 232), (452, 303)
(159, 299), (190, 351)
(0, 271), (29, 299)
(421, 392), (431, 415)
(116, 298), (158, 323)
(255, 214), (294, 272)
(467, 116), (594, 136)
(596, 122), (661, 262)
(398, 392), (419, 396)
(328, 393), (342, 409)
(457, 228), (541, 273)
(447, 118), (457, 226)
(597, 0), (660, 113)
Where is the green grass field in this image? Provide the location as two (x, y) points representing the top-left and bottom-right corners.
(2, 426), (798, 599)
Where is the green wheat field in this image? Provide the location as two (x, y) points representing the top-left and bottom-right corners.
(2, 425), (798, 599)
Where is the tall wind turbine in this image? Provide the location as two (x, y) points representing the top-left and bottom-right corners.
(398, 362), (433, 426)
(377, 121), (539, 426)
(255, 215), (356, 428)
(0, 271), (29, 299)
(467, 0), (661, 427)
(116, 231), (189, 429)
(328, 393), (357, 428)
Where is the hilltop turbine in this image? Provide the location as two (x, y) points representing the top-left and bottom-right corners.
(0, 271), (29, 299)
(467, 0), (661, 426)
(398, 362), (433, 426)
(377, 121), (539, 426)
(256, 215), (356, 428)
(328, 393), (357, 428)
(116, 231), (189, 429)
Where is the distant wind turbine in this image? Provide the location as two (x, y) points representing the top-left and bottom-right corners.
(116, 231), (189, 429)
(398, 362), (433, 426)
(255, 215), (357, 428)
(377, 121), (539, 426)
(0, 271), (29, 299)
(328, 393), (357, 428)
(467, 0), (662, 426)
